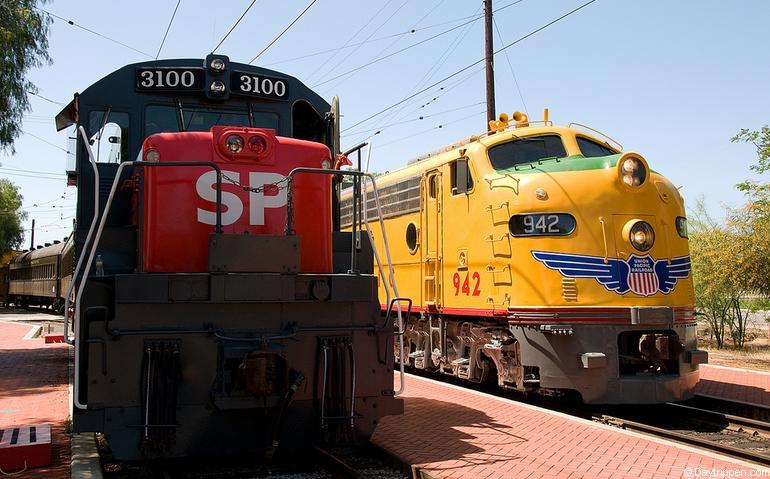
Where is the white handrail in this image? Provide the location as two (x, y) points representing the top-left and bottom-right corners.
(63, 126), (101, 346)
(359, 143), (406, 395)
(72, 160), (134, 409)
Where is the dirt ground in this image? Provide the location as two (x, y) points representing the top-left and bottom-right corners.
(699, 323), (770, 372)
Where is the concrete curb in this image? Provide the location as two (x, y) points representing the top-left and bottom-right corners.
(71, 433), (103, 479)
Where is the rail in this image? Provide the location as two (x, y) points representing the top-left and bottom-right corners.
(285, 146), (408, 395)
(70, 159), (224, 410)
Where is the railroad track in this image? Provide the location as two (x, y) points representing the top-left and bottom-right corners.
(595, 402), (770, 466)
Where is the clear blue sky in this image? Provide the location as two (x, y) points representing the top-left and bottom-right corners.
(3, 0), (768, 246)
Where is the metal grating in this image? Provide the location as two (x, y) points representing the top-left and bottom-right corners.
(340, 175), (421, 228)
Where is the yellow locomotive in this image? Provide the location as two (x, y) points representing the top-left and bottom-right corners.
(343, 110), (708, 404)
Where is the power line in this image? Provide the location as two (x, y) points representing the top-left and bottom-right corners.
(376, 109), (487, 149)
(211, 0), (259, 53)
(156, 0), (183, 59)
(494, 17), (528, 115)
(312, 11), (483, 88)
(343, 0), (598, 133)
(20, 131), (70, 154)
(312, 0), (408, 86)
(305, 0), (397, 83)
(27, 91), (64, 106)
(38, 7), (153, 58)
(344, 101), (485, 137)
(249, 0), (320, 64)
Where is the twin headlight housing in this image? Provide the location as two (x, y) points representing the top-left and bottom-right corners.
(617, 153), (648, 188)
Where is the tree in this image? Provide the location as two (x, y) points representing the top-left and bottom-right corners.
(0, 0), (52, 153)
(0, 179), (27, 255)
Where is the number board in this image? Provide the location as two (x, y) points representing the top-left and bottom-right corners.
(136, 68), (204, 92)
(509, 213), (576, 237)
(232, 71), (289, 101)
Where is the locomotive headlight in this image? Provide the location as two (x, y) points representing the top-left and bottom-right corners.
(617, 153), (648, 188)
(226, 134), (244, 153)
(209, 80), (226, 95)
(210, 58), (226, 72)
(144, 149), (160, 162)
(676, 216), (688, 238)
(247, 135), (268, 155)
(629, 221), (655, 251)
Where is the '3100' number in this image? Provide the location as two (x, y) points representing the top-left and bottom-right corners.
(452, 272), (481, 296)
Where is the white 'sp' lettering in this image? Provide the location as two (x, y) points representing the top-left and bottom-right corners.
(195, 170), (288, 226)
(249, 172), (287, 226)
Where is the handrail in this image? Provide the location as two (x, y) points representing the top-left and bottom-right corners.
(284, 159), (407, 395)
(63, 126), (100, 346)
(567, 122), (623, 151)
(71, 160), (223, 410)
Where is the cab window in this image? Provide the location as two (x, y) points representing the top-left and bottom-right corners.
(88, 111), (130, 163)
(487, 135), (567, 170)
(577, 137), (617, 157)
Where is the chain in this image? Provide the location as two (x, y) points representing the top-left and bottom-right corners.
(219, 171), (290, 194)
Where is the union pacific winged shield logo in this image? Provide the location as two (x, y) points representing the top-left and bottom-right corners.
(531, 251), (691, 296)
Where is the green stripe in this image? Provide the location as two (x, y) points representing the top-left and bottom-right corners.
(494, 153), (622, 175)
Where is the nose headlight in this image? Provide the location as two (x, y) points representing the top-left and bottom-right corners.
(629, 221), (655, 251)
(225, 134), (244, 153)
(621, 158), (646, 186)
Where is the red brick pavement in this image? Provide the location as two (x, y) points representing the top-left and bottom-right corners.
(696, 364), (770, 407)
(0, 321), (70, 478)
(373, 374), (767, 479)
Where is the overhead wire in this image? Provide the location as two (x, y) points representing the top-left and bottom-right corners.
(376, 109), (487, 149)
(343, 0), (599, 133)
(211, 0), (259, 53)
(369, 2), (483, 136)
(20, 131), (70, 154)
(249, 0), (320, 64)
(27, 91), (64, 106)
(312, 11), (483, 88)
(37, 7), (153, 58)
(317, 0), (432, 90)
(155, 0), (183, 59)
(344, 101), (486, 137)
(305, 0), (397, 83)
(494, 17), (528, 115)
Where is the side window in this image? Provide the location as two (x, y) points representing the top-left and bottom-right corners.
(577, 137), (617, 157)
(450, 158), (473, 195)
(89, 111), (130, 163)
(487, 135), (567, 170)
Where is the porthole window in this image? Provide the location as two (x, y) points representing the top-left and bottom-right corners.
(406, 223), (418, 254)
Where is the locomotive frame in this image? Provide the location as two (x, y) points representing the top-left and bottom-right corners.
(55, 55), (404, 460)
(349, 112), (708, 404)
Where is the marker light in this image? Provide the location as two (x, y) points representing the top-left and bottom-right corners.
(210, 58), (226, 72)
(621, 157), (646, 186)
(226, 134), (244, 153)
(675, 216), (688, 238)
(629, 221), (655, 251)
(248, 135), (268, 155)
(321, 158), (331, 169)
(144, 149), (160, 162)
(210, 81), (226, 95)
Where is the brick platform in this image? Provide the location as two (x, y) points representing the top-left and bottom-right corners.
(0, 321), (70, 478)
(373, 374), (766, 479)
(696, 364), (770, 408)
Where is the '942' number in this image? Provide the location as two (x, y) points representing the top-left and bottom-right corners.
(453, 272), (481, 296)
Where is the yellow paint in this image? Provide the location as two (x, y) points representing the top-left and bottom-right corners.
(350, 122), (693, 313)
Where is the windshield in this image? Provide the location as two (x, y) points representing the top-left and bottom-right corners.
(487, 135), (567, 170)
(144, 105), (279, 137)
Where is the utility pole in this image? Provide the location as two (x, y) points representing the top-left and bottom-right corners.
(484, 0), (496, 126)
(30, 219), (35, 250)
